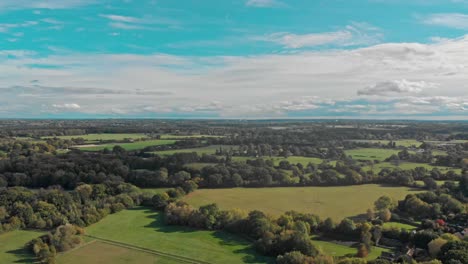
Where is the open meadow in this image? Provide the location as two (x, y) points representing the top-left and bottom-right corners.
(151, 145), (235, 155)
(76, 139), (177, 151)
(183, 184), (420, 220)
(0, 230), (45, 263)
(311, 236), (389, 260)
(82, 207), (273, 264)
(344, 148), (401, 161)
(44, 133), (150, 141)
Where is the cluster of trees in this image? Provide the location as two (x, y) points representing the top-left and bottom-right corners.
(398, 192), (466, 220)
(28, 224), (84, 264)
(0, 182), (144, 233)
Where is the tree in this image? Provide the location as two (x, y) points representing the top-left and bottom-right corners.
(374, 196), (396, 211)
(356, 243), (369, 258)
(366, 208), (375, 220)
(428, 238), (448, 258)
(438, 240), (468, 264)
(276, 251), (314, 264)
(379, 209), (392, 222)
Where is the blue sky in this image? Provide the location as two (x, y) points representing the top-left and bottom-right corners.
(0, 0), (468, 119)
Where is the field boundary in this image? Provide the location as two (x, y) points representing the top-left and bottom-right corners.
(84, 235), (214, 264)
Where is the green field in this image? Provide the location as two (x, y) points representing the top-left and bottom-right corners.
(344, 148), (401, 161)
(349, 139), (422, 147)
(0, 230), (45, 263)
(160, 134), (223, 139)
(77, 140), (177, 151)
(183, 185), (420, 220)
(57, 240), (180, 264)
(151, 145), (235, 155)
(363, 162), (462, 174)
(231, 156), (336, 167)
(414, 180), (459, 187)
(84, 208), (273, 264)
(311, 236), (388, 259)
(382, 222), (417, 230)
(44, 133), (150, 141)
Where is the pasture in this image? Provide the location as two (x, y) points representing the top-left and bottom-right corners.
(44, 133), (149, 141)
(57, 240), (180, 264)
(183, 184), (420, 220)
(349, 139), (422, 147)
(382, 222), (417, 230)
(151, 145), (235, 155)
(0, 230), (44, 263)
(363, 162), (462, 174)
(84, 207), (272, 264)
(311, 236), (388, 260)
(160, 134), (223, 139)
(344, 148), (401, 161)
(76, 139), (177, 151)
(231, 156), (336, 167)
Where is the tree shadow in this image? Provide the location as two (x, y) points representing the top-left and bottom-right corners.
(136, 206), (274, 263)
(6, 248), (37, 263)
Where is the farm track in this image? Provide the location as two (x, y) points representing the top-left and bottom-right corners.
(84, 235), (214, 264)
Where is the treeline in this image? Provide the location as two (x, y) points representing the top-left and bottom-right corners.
(0, 182), (146, 232)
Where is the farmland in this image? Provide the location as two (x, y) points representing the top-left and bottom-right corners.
(348, 139), (422, 147)
(0, 230), (44, 263)
(151, 145), (234, 155)
(76, 139), (177, 151)
(160, 134), (223, 139)
(362, 162), (462, 174)
(344, 148), (401, 161)
(311, 236), (389, 260)
(44, 133), (149, 141)
(183, 185), (420, 220)
(57, 241), (181, 264)
(83, 207), (273, 264)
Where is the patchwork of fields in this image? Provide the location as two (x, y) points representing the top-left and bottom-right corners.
(183, 184), (420, 220)
(76, 139), (177, 151)
(0, 230), (45, 263)
(81, 208), (273, 264)
(344, 148), (401, 161)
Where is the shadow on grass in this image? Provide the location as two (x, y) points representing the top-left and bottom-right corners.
(6, 248), (36, 263)
(132, 207), (274, 263)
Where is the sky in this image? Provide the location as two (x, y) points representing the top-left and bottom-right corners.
(0, 0), (468, 119)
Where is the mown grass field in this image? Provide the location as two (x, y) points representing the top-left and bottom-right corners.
(151, 145), (235, 155)
(349, 139), (422, 147)
(382, 222), (418, 230)
(344, 148), (401, 161)
(84, 207), (273, 264)
(363, 162), (462, 174)
(0, 230), (44, 263)
(183, 185), (420, 220)
(231, 156), (337, 167)
(57, 240), (180, 264)
(311, 236), (388, 260)
(77, 139), (177, 151)
(159, 134), (223, 139)
(44, 133), (149, 141)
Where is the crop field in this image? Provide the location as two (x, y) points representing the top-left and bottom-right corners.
(84, 208), (273, 264)
(76, 139), (177, 151)
(57, 240), (180, 264)
(344, 148), (401, 161)
(349, 139), (422, 147)
(311, 236), (388, 259)
(159, 134), (223, 139)
(151, 145), (235, 155)
(44, 133), (150, 141)
(0, 230), (44, 263)
(363, 162), (462, 174)
(183, 184), (420, 220)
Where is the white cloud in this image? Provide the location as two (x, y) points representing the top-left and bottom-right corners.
(245, 0), (285, 8)
(357, 80), (436, 96)
(422, 13), (468, 29)
(100, 14), (139, 23)
(1, 35), (468, 118)
(258, 22), (382, 48)
(0, 0), (95, 10)
(51, 103), (81, 110)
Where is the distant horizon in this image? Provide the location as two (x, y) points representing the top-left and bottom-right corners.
(1, 0), (467, 118)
